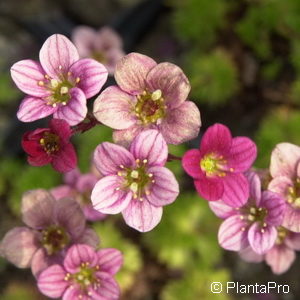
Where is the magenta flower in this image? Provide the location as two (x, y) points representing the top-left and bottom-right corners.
(91, 130), (179, 232)
(72, 26), (125, 75)
(38, 244), (122, 300)
(0, 190), (99, 277)
(51, 168), (106, 221)
(21, 119), (77, 173)
(93, 52), (201, 146)
(268, 143), (300, 232)
(11, 34), (108, 125)
(182, 123), (257, 207)
(211, 172), (286, 254)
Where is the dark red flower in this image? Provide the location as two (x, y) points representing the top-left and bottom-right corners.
(22, 119), (77, 172)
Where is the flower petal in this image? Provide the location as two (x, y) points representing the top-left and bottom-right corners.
(37, 264), (68, 298)
(97, 248), (123, 275)
(245, 171), (261, 206)
(130, 130), (168, 166)
(194, 177), (224, 201)
(146, 62), (191, 109)
(93, 86), (136, 129)
(0, 227), (38, 268)
(248, 223), (277, 255)
(182, 149), (202, 179)
(270, 143), (300, 178)
(93, 273), (120, 299)
(265, 245), (295, 275)
(62, 286), (81, 300)
(209, 200), (236, 219)
(239, 247), (264, 263)
(268, 176), (293, 197)
(113, 125), (144, 148)
(200, 123), (232, 155)
(69, 58), (108, 98)
(115, 52), (156, 94)
(93, 142), (135, 176)
(122, 199), (163, 232)
(53, 87), (87, 126)
(146, 166), (179, 206)
(227, 137), (257, 172)
(49, 118), (72, 140)
(51, 143), (77, 173)
(17, 96), (56, 122)
(21, 189), (56, 229)
(222, 173), (249, 208)
(28, 153), (51, 167)
(282, 205), (300, 232)
(218, 215), (249, 251)
(39, 34), (79, 78)
(285, 232), (300, 250)
(91, 175), (132, 214)
(76, 228), (100, 249)
(72, 26), (97, 57)
(10, 59), (50, 97)
(159, 101), (201, 145)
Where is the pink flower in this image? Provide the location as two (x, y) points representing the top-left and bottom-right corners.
(268, 143), (300, 232)
(93, 52), (201, 146)
(91, 130), (179, 232)
(38, 244), (122, 300)
(211, 172), (286, 254)
(11, 34), (108, 125)
(21, 119), (77, 173)
(51, 168), (106, 221)
(182, 123), (257, 207)
(72, 26), (125, 75)
(0, 190), (99, 277)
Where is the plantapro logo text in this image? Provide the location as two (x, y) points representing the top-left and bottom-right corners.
(226, 282), (289, 294)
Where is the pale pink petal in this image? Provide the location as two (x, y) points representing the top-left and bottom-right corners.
(130, 130), (168, 166)
(62, 286), (81, 300)
(93, 86), (136, 129)
(285, 232), (300, 250)
(64, 168), (81, 186)
(146, 166), (179, 206)
(268, 176), (293, 197)
(93, 273), (120, 299)
(239, 247), (264, 263)
(218, 215), (249, 251)
(222, 173), (249, 208)
(159, 101), (201, 144)
(91, 175), (132, 214)
(209, 200), (236, 219)
(104, 48), (125, 75)
(75, 173), (98, 192)
(245, 171), (261, 206)
(39, 34), (79, 78)
(194, 177), (224, 201)
(97, 248), (123, 275)
(64, 244), (98, 273)
(93, 142), (135, 176)
(115, 52), (156, 95)
(50, 185), (74, 200)
(69, 58), (108, 98)
(37, 264), (68, 298)
(95, 27), (123, 49)
(0, 227), (38, 268)
(265, 245), (295, 275)
(200, 123), (232, 155)
(182, 149), (202, 179)
(282, 205), (300, 232)
(146, 62), (191, 109)
(10, 59), (50, 97)
(270, 143), (300, 178)
(76, 228), (100, 249)
(17, 96), (56, 122)
(72, 26), (97, 57)
(21, 189), (56, 229)
(122, 199), (163, 232)
(248, 223), (277, 255)
(113, 125), (144, 148)
(53, 87), (87, 126)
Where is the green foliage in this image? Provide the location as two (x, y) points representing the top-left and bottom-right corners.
(255, 107), (300, 168)
(289, 78), (300, 104)
(186, 50), (239, 106)
(1, 281), (44, 300)
(0, 73), (20, 105)
(93, 221), (142, 292)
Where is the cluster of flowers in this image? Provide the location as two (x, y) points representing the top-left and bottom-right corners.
(1, 27), (299, 299)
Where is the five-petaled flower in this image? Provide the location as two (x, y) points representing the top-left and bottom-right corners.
(38, 244), (122, 300)
(93, 52), (201, 146)
(211, 171), (286, 255)
(182, 123), (257, 207)
(0, 190), (99, 277)
(72, 26), (125, 75)
(21, 119), (77, 173)
(11, 34), (108, 125)
(268, 143), (300, 232)
(91, 129), (179, 232)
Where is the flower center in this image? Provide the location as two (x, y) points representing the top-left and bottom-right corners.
(246, 206), (268, 223)
(134, 89), (166, 125)
(275, 226), (288, 245)
(117, 159), (154, 201)
(41, 225), (70, 255)
(287, 178), (300, 208)
(200, 153), (229, 177)
(39, 131), (60, 154)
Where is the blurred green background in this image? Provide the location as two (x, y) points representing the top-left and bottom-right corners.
(1, 0), (300, 299)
